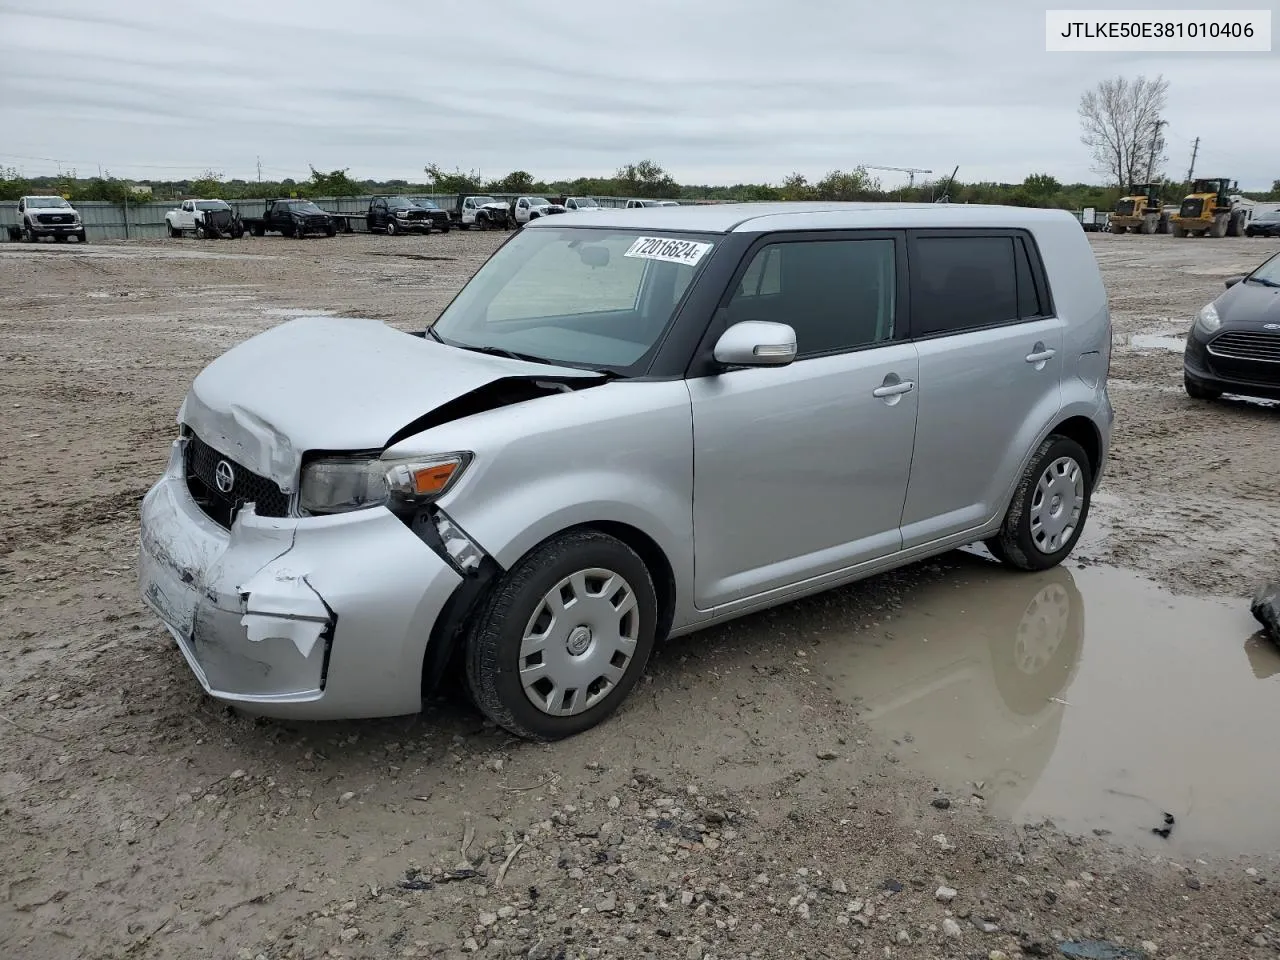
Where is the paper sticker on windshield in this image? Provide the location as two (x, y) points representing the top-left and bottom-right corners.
(624, 236), (713, 267)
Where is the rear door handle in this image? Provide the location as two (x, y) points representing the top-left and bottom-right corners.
(1026, 346), (1057, 363)
(872, 380), (915, 398)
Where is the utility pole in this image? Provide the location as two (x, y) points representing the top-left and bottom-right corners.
(1185, 137), (1199, 184)
(1144, 119), (1164, 183)
(256, 156), (262, 183)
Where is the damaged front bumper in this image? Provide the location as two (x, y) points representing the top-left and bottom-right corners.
(137, 440), (466, 719)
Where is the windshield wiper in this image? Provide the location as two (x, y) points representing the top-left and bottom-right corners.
(424, 326), (444, 343)
(1245, 276), (1280, 288)
(454, 343), (551, 364)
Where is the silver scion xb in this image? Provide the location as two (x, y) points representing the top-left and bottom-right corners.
(138, 202), (1113, 740)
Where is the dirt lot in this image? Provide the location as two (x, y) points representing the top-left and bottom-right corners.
(2, 229), (1280, 960)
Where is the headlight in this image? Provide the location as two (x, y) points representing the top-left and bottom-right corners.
(1195, 302), (1221, 334)
(299, 453), (470, 515)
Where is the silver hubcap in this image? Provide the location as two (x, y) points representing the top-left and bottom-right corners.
(1029, 456), (1084, 554)
(520, 567), (639, 717)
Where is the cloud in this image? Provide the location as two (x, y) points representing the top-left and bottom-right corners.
(0, 0), (1273, 188)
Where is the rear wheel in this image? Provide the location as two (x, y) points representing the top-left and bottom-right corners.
(168, 224), (182, 238)
(986, 435), (1093, 572)
(1171, 222), (1185, 238)
(464, 529), (658, 741)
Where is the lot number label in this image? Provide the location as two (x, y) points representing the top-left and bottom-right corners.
(624, 236), (713, 267)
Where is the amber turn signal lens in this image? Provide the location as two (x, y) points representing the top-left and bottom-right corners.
(411, 461), (459, 495)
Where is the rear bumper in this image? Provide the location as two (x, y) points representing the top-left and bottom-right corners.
(137, 440), (465, 719)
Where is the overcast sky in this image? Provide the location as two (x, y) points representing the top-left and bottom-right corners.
(0, 0), (1275, 189)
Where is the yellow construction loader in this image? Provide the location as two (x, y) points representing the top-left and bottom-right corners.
(1109, 183), (1170, 234)
(1169, 178), (1253, 238)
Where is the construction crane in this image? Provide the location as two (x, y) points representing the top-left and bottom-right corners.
(865, 165), (933, 188)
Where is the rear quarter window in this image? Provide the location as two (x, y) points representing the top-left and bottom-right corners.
(908, 231), (1049, 336)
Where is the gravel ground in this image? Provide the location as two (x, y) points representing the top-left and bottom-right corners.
(2, 229), (1279, 960)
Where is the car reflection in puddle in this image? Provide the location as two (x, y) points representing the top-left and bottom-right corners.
(814, 553), (1276, 856)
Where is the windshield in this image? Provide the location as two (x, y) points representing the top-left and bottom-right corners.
(472, 196), (497, 206)
(290, 201), (324, 215)
(528, 198), (549, 206)
(411, 198), (439, 208)
(195, 200), (229, 210)
(573, 198), (598, 207)
(384, 196), (418, 208)
(1247, 253), (1280, 287)
(27, 197), (71, 208)
(432, 227), (718, 373)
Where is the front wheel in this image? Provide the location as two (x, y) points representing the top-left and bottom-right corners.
(21, 222), (35, 242)
(387, 219), (398, 236)
(986, 435), (1093, 572)
(195, 223), (207, 239)
(168, 224), (181, 238)
(464, 530), (658, 741)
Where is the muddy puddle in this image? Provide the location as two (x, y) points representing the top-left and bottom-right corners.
(816, 555), (1277, 856)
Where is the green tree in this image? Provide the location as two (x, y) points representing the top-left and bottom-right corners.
(189, 169), (225, 198)
(0, 166), (30, 201)
(306, 166), (361, 196)
(615, 159), (679, 199)
(488, 170), (535, 193)
(779, 172), (812, 201)
(424, 163), (481, 195)
(813, 167), (880, 201)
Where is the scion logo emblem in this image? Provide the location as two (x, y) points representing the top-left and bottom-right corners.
(214, 460), (235, 494)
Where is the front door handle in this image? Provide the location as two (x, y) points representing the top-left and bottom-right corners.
(872, 380), (915, 398)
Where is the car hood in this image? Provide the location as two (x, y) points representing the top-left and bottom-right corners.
(177, 315), (605, 491)
(1220, 281), (1280, 326)
(479, 202), (508, 211)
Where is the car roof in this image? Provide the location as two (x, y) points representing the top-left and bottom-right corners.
(525, 201), (1082, 234)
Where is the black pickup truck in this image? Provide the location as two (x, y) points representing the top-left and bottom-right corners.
(367, 196), (450, 234)
(241, 199), (337, 238)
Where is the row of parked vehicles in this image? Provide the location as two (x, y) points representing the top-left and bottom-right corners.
(160, 193), (678, 240)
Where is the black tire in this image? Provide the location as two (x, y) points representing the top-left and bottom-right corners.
(22, 221), (35, 243)
(326, 226), (337, 237)
(77, 231), (87, 243)
(54, 234), (67, 243)
(476, 215), (488, 231)
(440, 224), (450, 233)
(464, 529), (658, 741)
(195, 223), (206, 239)
(168, 224), (181, 238)
(1184, 373), (1221, 401)
(387, 219), (398, 236)
(985, 435), (1093, 573)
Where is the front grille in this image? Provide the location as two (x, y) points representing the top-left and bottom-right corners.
(1179, 198), (1204, 219)
(36, 213), (74, 224)
(1208, 330), (1280, 363)
(1115, 199), (1136, 216)
(184, 433), (290, 527)
(304, 216), (329, 230)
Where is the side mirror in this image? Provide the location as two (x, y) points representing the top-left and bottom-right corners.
(1225, 275), (1245, 289)
(713, 321), (797, 367)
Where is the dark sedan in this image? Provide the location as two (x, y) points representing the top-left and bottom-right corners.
(1246, 211), (1280, 238)
(1184, 250), (1280, 402)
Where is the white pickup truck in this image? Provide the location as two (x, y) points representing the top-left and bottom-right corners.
(511, 196), (567, 226)
(9, 195), (87, 242)
(165, 199), (239, 238)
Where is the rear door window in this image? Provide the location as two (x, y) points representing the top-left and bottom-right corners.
(909, 236), (1019, 336)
